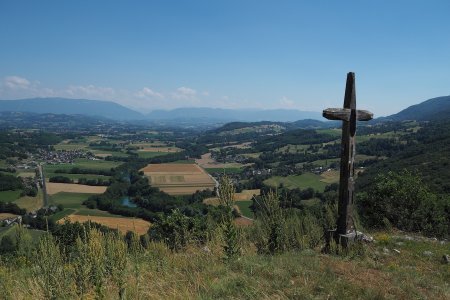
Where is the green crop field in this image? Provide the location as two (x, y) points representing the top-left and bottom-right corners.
(168, 160), (196, 164)
(137, 151), (168, 158)
(74, 208), (126, 218)
(49, 192), (96, 209)
(45, 172), (111, 182)
(48, 192), (124, 221)
(54, 143), (88, 151)
(44, 159), (122, 174)
(264, 173), (328, 192)
(0, 190), (22, 202)
(204, 167), (243, 174)
(236, 200), (253, 218)
(49, 208), (77, 222)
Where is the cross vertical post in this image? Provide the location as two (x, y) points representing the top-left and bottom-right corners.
(323, 72), (373, 245)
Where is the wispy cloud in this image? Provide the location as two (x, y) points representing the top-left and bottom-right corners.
(4, 76), (31, 89)
(172, 86), (197, 100)
(135, 87), (163, 99)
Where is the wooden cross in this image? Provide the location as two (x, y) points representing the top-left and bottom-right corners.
(323, 72), (373, 243)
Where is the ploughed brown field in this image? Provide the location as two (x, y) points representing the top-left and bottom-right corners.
(46, 183), (107, 195)
(140, 163), (215, 195)
(59, 215), (151, 235)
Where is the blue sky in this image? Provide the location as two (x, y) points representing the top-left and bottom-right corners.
(0, 0), (449, 116)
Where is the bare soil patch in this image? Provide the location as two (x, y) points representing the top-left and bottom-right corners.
(60, 215), (151, 235)
(46, 183), (107, 195)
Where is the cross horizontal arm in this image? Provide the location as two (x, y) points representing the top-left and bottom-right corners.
(322, 108), (373, 121)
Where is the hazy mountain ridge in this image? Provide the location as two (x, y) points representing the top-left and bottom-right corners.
(0, 98), (144, 121)
(1, 96), (449, 124)
(380, 96), (450, 121)
(147, 107), (323, 122)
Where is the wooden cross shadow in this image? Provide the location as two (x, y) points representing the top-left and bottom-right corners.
(323, 72), (373, 247)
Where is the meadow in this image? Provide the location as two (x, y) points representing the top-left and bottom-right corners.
(264, 172), (332, 192)
(0, 190), (22, 202)
(0, 228), (448, 299)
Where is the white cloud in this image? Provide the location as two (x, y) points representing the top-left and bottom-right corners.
(135, 87), (163, 99)
(172, 86), (197, 99)
(3, 76), (31, 90)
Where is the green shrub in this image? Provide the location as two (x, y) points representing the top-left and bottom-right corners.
(357, 170), (450, 238)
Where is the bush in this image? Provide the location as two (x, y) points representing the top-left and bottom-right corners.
(49, 176), (73, 184)
(357, 170), (450, 238)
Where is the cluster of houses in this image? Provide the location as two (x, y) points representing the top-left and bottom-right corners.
(211, 152), (249, 164)
(1, 206), (60, 228)
(34, 149), (95, 164)
(1, 215), (23, 227)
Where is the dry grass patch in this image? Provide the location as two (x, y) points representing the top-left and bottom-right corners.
(46, 183), (107, 195)
(15, 190), (44, 211)
(204, 189), (259, 205)
(320, 170), (340, 184)
(60, 215), (151, 235)
(0, 213), (18, 220)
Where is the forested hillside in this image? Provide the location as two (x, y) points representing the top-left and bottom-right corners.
(357, 120), (450, 195)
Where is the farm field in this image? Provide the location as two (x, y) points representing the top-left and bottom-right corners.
(59, 215), (151, 235)
(48, 192), (132, 221)
(137, 146), (181, 153)
(45, 172), (111, 182)
(0, 225), (46, 242)
(46, 182), (107, 195)
(203, 189), (260, 206)
(14, 190), (44, 211)
(44, 158), (122, 172)
(136, 151), (169, 159)
(235, 200), (253, 218)
(0, 190), (22, 202)
(204, 167), (243, 174)
(263, 172), (332, 192)
(195, 153), (247, 169)
(49, 192), (95, 209)
(0, 213), (18, 220)
(140, 163), (215, 195)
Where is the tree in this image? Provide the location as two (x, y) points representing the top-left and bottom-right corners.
(357, 170), (450, 237)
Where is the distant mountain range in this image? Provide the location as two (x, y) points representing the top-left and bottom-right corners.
(378, 96), (450, 122)
(146, 107), (322, 122)
(0, 96), (449, 124)
(0, 98), (143, 120)
(0, 98), (322, 122)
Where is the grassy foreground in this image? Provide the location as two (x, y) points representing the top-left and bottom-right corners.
(0, 229), (448, 299)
